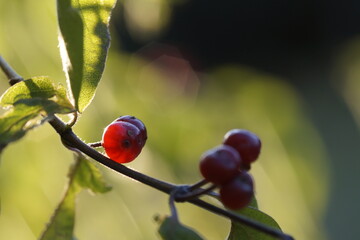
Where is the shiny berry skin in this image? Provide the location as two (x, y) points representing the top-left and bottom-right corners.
(102, 121), (145, 163)
(114, 115), (147, 145)
(199, 145), (241, 185)
(220, 171), (254, 210)
(223, 129), (261, 167)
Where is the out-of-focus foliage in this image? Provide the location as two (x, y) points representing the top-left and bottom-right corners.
(3, 1), (360, 240)
(227, 197), (282, 240)
(40, 155), (111, 240)
(228, 208), (281, 240)
(338, 38), (360, 126)
(156, 215), (204, 240)
(121, 0), (172, 42)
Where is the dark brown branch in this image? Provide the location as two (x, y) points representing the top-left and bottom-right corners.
(57, 120), (294, 239)
(0, 56), (294, 240)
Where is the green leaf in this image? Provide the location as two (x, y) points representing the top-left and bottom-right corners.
(0, 76), (72, 108)
(156, 215), (204, 240)
(0, 103), (45, 146)
(40, 155), (111, 240)
(248, 197), (258, 209)
(0, 77), (75, 148)
(0, 100), (73, 146)
(0, 76), (54, 106)
(57, 0), (117, 113)
(227, 202), (282, 240)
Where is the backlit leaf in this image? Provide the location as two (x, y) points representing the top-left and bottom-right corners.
(0, 77), (75, 148)
(0, 76), (72, 108)
(57, 0), (117, 112)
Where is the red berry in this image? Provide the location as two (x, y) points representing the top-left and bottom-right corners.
(220, 171), (254, 210)
(102, 121), (145, 163)
(223, 129), (261, 167)
(114, 115), (147, 145)
(199, 145), (241, 185)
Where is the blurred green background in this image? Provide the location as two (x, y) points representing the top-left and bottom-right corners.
(1, 0), (360, 239)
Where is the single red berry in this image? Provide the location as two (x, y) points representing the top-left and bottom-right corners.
(199, 145), (241, 185)
(223, 129), (261, 167)
(220, 171), (254, 210)
(102, 121), (145, 163)
(114, 115), (147, 146)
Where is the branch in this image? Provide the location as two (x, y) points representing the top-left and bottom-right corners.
(0, 56), (294, 240)
(0, 55), (23, 85)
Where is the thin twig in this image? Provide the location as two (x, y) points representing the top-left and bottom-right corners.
(57, 116), (294, 240)
(0, 57), (294, 240)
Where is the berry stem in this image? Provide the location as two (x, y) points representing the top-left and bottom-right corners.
(188, 179), (208, 191)
(0, 57), (295, 240)
(88, 142), (103, 148)
(175, 184), (217, 202)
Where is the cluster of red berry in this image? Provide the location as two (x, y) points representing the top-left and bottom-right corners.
(101, 116), (260, 210)
(101, 115), (147, 163)
(199, 129), (261, 210)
